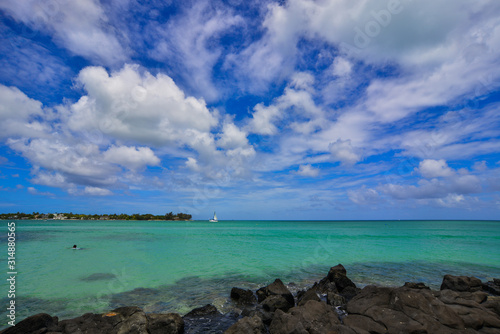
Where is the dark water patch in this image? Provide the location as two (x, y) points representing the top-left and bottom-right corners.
(110, 287), (166, 309)
(0, 231), (56, 243)
(80, 273), (117, 282)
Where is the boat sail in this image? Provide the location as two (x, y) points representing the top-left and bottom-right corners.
(209, 212), (218, 222)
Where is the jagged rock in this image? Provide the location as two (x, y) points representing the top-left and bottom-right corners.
(404, 282), (430, 289)
(183, 304), (220, 318)
(326, 291), (346, 307)
(312, 278), (338, 295)
(345, 284), (500, 334)
(1, 313), (58, 334)
(1, 307), (184, 334)
(441, 274), (483, 292)
(437, 289), (500, 330)
(483, 297), (500, 317)
(224, 315), (266, 334)
(183, 304), (237, 333)
(147, 313), (184, 334)
(6, 271), (500, 334)
(243, 308), (275, 326)
(340, 286), (360, 301)
(59, 306), (149, 334)
(256, 279), (294, 306)
(269, 300), (340, 334)
(231, 287), (257, 305)
(261, 295), (293, 313)
(483, 279), (500, 296)
(343, 314), (387, 333)
(297, 287), (320, 306)
(327, 264), (357, 292)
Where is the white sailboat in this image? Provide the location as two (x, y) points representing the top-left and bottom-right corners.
(209, 212), (218, 222)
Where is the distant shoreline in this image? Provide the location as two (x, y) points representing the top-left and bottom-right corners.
(0, 212), (192, 221)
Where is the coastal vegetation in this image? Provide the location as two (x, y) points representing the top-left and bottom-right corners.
(0, 212), (192, 221)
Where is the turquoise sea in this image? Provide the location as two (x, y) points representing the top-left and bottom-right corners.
(1, 219), (500, 328)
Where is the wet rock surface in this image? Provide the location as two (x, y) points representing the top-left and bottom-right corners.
(3, 265), (499, 334)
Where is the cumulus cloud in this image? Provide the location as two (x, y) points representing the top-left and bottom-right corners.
(67, 65), (217, 146)
(247, 76), (325, 136)
(217, 121), (250, 150)
(418, 159), (454, 178)
(297, 164), (319, 177)
(379, 168), (481, 200)
(103, 145), (160, 170)
(0, 64), (258, 193)
(7, 138), (119, 189)
(0, 85), (47, 138)
(329, 139), (361, 165)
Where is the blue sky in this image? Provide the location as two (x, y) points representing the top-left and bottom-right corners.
(1, 0), (500, 220)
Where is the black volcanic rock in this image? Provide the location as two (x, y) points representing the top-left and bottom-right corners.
(261, 295), (293, 313)
(183, 304), (220, 318)
(268, 300), (340, 334)
(326, 264), (357, 292)
(297, 287), (321, 306)
(483, 279), (500, 296)
(441, 274), (483, 292)
(1, 313), (58, 334)
(225, 315), (266, 334)
(147, 313), (184, 334)
(5, 269), (500, 334)
(404, 281), (430, 289)
(231, 287), (257, 305)
(256, 278), (294, 307)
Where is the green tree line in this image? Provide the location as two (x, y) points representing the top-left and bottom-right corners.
(0, 211), (192, 221)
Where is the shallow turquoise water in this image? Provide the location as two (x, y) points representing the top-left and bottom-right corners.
(1, 220), (499, 327)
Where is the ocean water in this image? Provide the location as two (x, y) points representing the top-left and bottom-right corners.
(1, 219), (499, 328)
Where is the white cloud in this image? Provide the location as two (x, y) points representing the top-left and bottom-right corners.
(225, 0), (306, 91)
(149, 1), (243, 100)
(247, 103), (282, 135)
(83, 186), (113, 196)
(418, 159), (454, 178)
(247, 78), (325, 136)
(67, 64), (218, 148)
(378, 167), (481, 201)
(297, 164), (319, 177)
(331, 57), (352, 77)
(27, 186), (54, 196)
(435, 194), (466, 208)
(103, 145), (160, 170)
(1, 64), (258, 193)
(0, 85), (48, 139)
(217, 121), (250, 150)
(8, 138), (118, 188)
(0, 0), (127, 66)
(329, 139), (361, 165)
(348, 187), (380, 205)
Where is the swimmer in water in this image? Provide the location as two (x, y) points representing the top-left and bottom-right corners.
(72, 245), (77, 249)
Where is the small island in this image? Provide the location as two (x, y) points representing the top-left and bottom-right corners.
(0, 212), (192, 221)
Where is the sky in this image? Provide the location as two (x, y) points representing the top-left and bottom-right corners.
(0, 0), (500, 220)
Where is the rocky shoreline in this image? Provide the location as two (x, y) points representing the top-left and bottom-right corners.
(3, 264), (500, 333)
